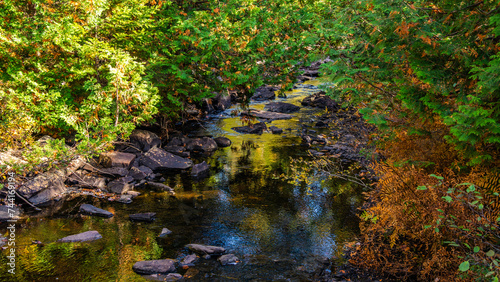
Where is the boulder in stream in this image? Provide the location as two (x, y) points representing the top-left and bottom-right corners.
(79, 204), (114, 218)
(132, 259), (177, 275)
(58, 230), (102, 243)
(251, 86), (278, 101)
(269, 126), (283, 134)
(158, 228), (173, 238)
(213, 137), (231, 147)
(99, 151), (136, 168)
(185, 137), (218, 153)
(264, 102), (300, 113)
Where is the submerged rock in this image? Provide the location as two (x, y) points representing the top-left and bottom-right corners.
(79, 204), (114, 218)
(129, 212), (156, 222)
(218, 254), (239, 265)
(186, 244), (225, 255)
(140, 147), (193, 171)
(232, 122), (267, 134)
(147, 182), (174, 193)
(58, 231), (102, 243)
(132, 259), (177, 275)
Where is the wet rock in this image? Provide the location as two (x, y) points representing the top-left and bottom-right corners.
(0, 205), (21, 222)
(99, 151), (136, 168)
(129, 129), (162, 152)
(127, 191), (141, 198)
(79, 204), (113, 218)
(67, 170), (107, 189)
(185, 137), (218, 153)
(129, 212), (156, 222)
(242, 109), (293, 120)
(191, 161), (210, 179)
(183, 268), (200, 279)
(186, 244), (225, 255)
(264, 102), (300, 113)
(58, 230), (102, 242)
(268, 126), (283, 134)
(158, 228), (172, 238)
(28, 180), (67, 205)
(128, 166), (154, 181)
(164, 145), (190, 158)
(140, 147), (193, 171)
(180, 254), (198, 267)
(99, 167), (129, 177)
(218, 254), (239, 265)
(107, 177), (133, 194)
(301, 92), (339, 111)
(166, 136), (188, 147)
(213, 137), (231, 147)
(251, 85), (278, 101)
(147, 182), (174, 193)
(232, 122), (267, 134)
(132, 259), (177, 275)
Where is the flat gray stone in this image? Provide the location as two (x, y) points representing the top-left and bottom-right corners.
(132, 259), (177, 275)
(158, 228), (173, 238)
(58, 231), (102, 242)
(180, 254), (198, 266)
(140, 147), (193, 171)
(79, 204), (113, 218)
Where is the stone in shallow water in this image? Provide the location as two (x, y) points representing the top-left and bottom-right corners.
(213, 137), (231, 147)
(132, 259), (177, 275)
(158, 228), (172, 238)
(218, 254), (239, 265)
(58, 231), (102, 243)
(79, 204), (114, 218)
(186, 244), (225, 255)
(180, 254), (198, 267)
(191, 161), (210, 178)
(264, 102), (300, 113)
(129, 212), (156, 222)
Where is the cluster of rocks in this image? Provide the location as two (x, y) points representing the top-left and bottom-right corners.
(132, 243), (239, 280)
(7, 130), (233, 211)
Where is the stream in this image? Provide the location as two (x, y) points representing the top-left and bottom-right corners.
(0, 81), (365, 281)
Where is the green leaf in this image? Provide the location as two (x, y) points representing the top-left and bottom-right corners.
(443, 195), (452, 203)
(417, 185), (427, 190)
(459, 261), (470, 272)
(474, 246), (480, 253)
(430, 174), (444, 180)
(486, 250), (495, 257)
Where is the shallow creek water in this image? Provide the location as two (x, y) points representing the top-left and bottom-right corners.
(0, 82), (364, 281)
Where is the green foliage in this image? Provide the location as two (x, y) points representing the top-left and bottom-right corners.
(320, 0), (500, 165)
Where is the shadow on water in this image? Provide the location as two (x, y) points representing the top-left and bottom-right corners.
(0, 82), (364, 281)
